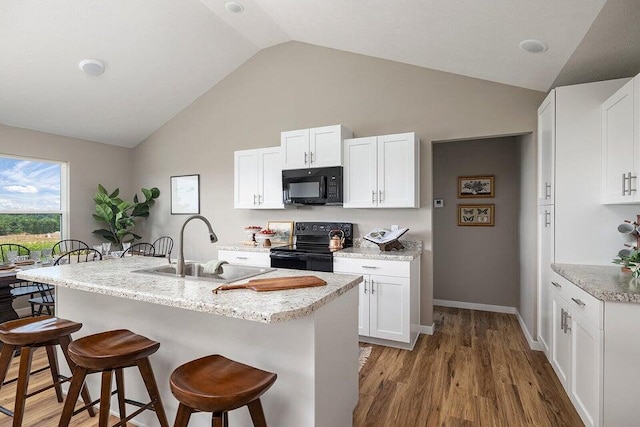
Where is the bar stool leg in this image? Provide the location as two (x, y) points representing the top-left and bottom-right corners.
(99, 370), (113, 427)
(137, 357), (170, 427)
(13, 347), (34, 427)
(0, 343), (16, 390)
(174, 403), (193, 427)
(58, 366), (88, 427)
(45, 345), (64, 402)
(115, 368), (127, 422)
(247, 399), (268, 427)
(59, 335), (95, 417)
(212, 412), (225, 427)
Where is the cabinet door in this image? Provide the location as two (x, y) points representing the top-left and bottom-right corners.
(359, 276), (370, 336)
(343, 137), (377, 208)
(369, 275), (410, 343)
(551, 292), (571, 388)
(234, 150), (260, 209)
(258, 147), (284, 209)
(281, 129), (309, 170)
(377, 133), (418, 208)
(538, 90), (555, 205)
(569, 311), (602, 427)
(538, 206), (554, 355)
(309, 125), (349, 168)
(217, 250), (270, 267)
(602, 80), (636, 204)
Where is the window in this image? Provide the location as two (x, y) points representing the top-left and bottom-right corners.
(0, 155), (67, 251)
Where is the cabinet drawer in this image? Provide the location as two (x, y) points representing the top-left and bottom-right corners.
(218, 250), (270, 267)
(550, 271), (572, 300)
(565, 281), (603, 330)
(333, 257), (410, 277)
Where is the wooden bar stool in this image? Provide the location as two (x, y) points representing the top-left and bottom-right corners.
(58, 329), (169, 427)
(0, 316), (95, 427)
(170, 355), (277, 427)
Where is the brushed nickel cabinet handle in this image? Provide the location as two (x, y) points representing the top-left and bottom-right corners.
(253, 194), (257, 205)
(571, 298), (586, 307)
(236, 256), (248, 260)
(552, 282), (561, 288)
(544, 210), (551, 227)
(371, 280), (375, 294)
(310, 151), (314, 164)
(629, 172), (637, 193)
(565, 313), (572, 333)
(362, 266), (378, 269)
(372, 191), (376, 204)
(363, 279), (368, 293)
(379, 190), (383, 202)
(545, 182), (551, 199)
(623, 173), (629, 196)
(304, 152), (308, 164)
(561, 308), (566, 331)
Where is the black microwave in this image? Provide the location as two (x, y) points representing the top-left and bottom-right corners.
(282, 167), (343, 205)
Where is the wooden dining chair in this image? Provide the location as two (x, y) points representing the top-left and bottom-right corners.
(0, 244), (53, 316)
(51, 239), (89, 255)
(28, 249), (103, 316)
(121, 243), (155, 257)
(152, 236), (173, 258)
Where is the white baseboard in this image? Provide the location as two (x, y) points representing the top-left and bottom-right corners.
(434, 299), (516, 314)
(417, 323), (434, 335)
(516, 309), (544, 352)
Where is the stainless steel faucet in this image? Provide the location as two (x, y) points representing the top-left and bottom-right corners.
(177, 215), (218, 277)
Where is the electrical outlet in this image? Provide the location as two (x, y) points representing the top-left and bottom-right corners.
(433, 199), (444, 208)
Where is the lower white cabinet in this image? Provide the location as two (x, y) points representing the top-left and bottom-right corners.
(334, 256), (420, 349)
(549, 272), (603, 427)
(217, 250), (270, 267)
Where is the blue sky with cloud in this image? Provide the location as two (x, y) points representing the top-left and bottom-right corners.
(0, 157), (61, 211)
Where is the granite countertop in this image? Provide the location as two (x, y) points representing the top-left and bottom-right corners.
(335, 239), (423, 261)
(217, 243), (281, 253)
(552, 263), (640, 304)
(17, 257), (361, 323)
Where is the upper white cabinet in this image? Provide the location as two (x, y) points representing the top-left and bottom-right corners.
(343, 132), (420, 208)
(601, 77), (638, 204)
(538, 90), (556, 205)
(281, 124), (353, 170)
(234, 147), (284, 209)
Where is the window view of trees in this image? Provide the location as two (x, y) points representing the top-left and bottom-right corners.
(0, 214), (61, 236)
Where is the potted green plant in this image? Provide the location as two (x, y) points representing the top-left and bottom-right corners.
(613, 249), (640, 278)
(92, 185), (160, 248)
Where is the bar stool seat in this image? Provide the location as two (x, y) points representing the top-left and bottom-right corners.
(58, 329), (169, 427)
(0, 316), (95, 427)
(170, 355), (277, 426)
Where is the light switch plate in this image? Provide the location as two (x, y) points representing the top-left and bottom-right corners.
(433, 199), (444, 208)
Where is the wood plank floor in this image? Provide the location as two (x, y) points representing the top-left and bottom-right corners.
(0, 306), (582, 426)
(355, 306), (584, 427)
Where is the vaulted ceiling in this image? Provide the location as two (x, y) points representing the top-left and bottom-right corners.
(0, 0), (623, 147)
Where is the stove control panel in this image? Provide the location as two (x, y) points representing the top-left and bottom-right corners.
(295, 222), (353, 237)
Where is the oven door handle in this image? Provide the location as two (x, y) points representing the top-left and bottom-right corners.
(270, 252), (305, 259)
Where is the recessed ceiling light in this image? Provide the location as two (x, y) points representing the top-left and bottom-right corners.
(225, 1), (244, 13)
(78, 59), (106, 76)
(519, 39), (548, 54)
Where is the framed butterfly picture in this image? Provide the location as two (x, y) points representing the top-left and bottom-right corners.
(458, 204), (495, 226)
(458, 175), (494, 198)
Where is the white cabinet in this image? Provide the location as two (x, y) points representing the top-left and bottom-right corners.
(343, 132), (420, 208)
(538, 90), (556, 205)
(537, 205), (554, 355)
(217, 249), (270, 267)
(601, 78), (638, 204)
(549, 272), (603, 427)
(234, 147), (284, 209)
(281, 124), (353, 170)
(333, 256), (420, 349)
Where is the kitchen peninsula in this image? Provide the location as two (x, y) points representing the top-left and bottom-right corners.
(18, 256), (362, 427)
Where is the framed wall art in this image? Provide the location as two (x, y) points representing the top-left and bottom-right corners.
(171, 174), (200, 215)
(458, 175), (495, 198)
(267, 221), (294, 245)
(458, 204), (495, 226)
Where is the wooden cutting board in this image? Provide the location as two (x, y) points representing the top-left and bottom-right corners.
(213, 275), (326, 293)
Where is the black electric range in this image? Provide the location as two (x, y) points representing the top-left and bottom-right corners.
(270, 222), (353, 272)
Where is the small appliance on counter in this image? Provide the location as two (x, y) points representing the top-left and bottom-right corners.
(282, 167), (343, 205)
(270, 222), (353, 272)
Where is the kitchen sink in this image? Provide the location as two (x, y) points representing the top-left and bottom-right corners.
(134, 263), (275, 284)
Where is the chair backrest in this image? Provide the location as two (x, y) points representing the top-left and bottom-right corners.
(152, 236), (173, 257)
(54, 248), (103, 265)
(122, 243), (155, 257)
(0, 244), (30, 262)
(52, 239), (90, 255)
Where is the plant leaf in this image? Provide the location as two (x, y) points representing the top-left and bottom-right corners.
(95, 204), (114, 222)
(141, 188), (152, 200)
(108, 188), (120, 198)
(131, 233), (142, 240)
(133, 194), (139, 204)
(150, 188), (160, 199)
(98, 184), (108, 195)
(94, 193), (110, 205)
